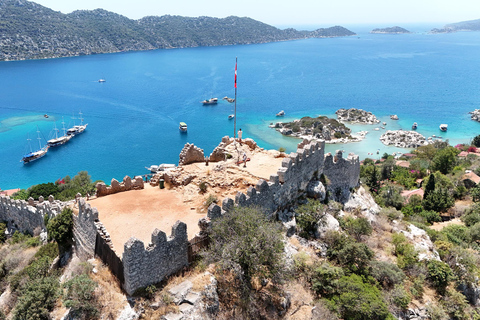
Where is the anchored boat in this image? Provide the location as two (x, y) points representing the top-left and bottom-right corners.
(202, 98), (218, 105)
(439, 124), (448, 132)
(179, 122), (187, 132)
(22, 127), (49, 164)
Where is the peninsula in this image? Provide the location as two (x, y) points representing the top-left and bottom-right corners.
(0, 0), (355, 61)
(431, 18), (480, 33)
(371, 26), (411, 34)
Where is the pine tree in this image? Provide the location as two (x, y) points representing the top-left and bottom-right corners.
(424, 173), (436, 199)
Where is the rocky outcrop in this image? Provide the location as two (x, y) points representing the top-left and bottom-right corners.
(390, 114), (399, 120)
(179, 143), (205, 165)
(335, 108), (380, 124)
(470, 109), (480, 122)
(306, 180), (326, 200)
(380, 130), (431, 148)
(344, 186), (381, 222)
(315, 213), (340, 239)
(401, 224), (440, 261)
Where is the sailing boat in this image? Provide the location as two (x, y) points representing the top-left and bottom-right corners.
(67, 111), (88, 135)
(47, 120), (69, 147)
(22, 127), (49, 164)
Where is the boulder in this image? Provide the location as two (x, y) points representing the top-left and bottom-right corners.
(315, 213), (340, 239)
(344, 186), (381, 222)
(111, 179), (122, 192)
(306, 180), (326, 200)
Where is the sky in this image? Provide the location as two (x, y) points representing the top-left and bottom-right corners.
(32, 0), (480, 28)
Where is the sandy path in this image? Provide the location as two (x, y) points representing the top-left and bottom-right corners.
(89, 185), (204, 256)
(430, 218), (464, 231)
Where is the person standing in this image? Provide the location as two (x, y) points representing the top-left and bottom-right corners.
(243, 152), (247, 167)
(238, 128), (243, 144)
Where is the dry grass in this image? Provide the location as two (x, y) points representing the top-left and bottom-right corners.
(284, 281), (314, 320)
(90, 262), (127, 319)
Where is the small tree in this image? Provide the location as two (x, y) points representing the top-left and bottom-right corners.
(430, 147), (459, 175)
(427, 260), (453, 294)
(47, 207), (73, 250)
(472, 134), (480, 148)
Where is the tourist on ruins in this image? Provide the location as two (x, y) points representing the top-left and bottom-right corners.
(238, 128), (243, 144)
(243, 152), (247, 167)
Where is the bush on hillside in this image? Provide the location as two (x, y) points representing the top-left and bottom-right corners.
(63, 274), (99, 319)
(343, 217), (372, 241)
(296, 199), (324, 238)
(369, 261), (405, 289)
(427, 260), (454, 294)
(47, 207), (73, 249)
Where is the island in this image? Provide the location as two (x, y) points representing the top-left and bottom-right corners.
(271, 116), (366, 143)
(0, 0), (356, 61)
(371, 26), (411, 34)
(335, 108), (380, 124)
(431, 18), (480, 33)
(380, 130), (432, 148)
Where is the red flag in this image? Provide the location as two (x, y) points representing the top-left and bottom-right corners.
(234, 59), (237, 88)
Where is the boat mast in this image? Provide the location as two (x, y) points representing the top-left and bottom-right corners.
(79, 111), (83, 126)
(36, 126), (42, 150)
(234, 57), (237, 139)
(62, 117), (66, 136)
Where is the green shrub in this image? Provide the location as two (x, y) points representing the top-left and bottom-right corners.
(27, 182), (60, 200)
(410, 275), (425, 299)
(35, 242), (59, 260)
(199, 181), (208, 193)
(369, 261), (405, 289)
(327, 237), (374, 275)
(427, 260), (454, 294)
(389, 284), (411, 310)
(278, 147), (286, 153)
(311, 262), (344, 296)
(329, 274), (391, 320)
(441, 224), (471, 245)
(377, 185), (404, 210)
(13, 276), (60, 320)
(204, 194), (218, 209)
(63, 274), (98, 318)
(392, 233), (419, 270)
(296, 199), (324, 238)
(47, 207), (73, 249)
(11, 189), (28, 200)
(343, 217), (372, 241)
(206, 206), (285, 284)
(9, 231), (32, 245)
(442, 288), (472, 320)
(0, 223), (6, 243)
(426, 303), (449, 320)
(417, 210), (442, 225)
(462, 208), (480, 227)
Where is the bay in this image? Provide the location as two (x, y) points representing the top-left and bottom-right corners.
(1, 25), (480, 190)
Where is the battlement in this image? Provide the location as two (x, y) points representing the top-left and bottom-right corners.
(96, 175), (144, 197)
(122, 221), (188, 295)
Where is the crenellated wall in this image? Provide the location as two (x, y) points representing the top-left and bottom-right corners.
(122, 221), (189, 295)
(209, 139), (360, 218)
(96, 175), (144, 197)
(0, 195), (66, 235)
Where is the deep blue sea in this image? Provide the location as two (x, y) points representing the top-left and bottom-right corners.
(1, 25), (480, 190)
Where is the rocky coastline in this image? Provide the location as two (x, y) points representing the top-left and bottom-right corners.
(470, 109), (480, 122)
(335, 108), (380, 124)
(380, 130), (432, 148)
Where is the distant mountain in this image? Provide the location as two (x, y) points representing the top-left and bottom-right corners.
(0, 0), (356, 61)
(370, 26), (411, 34)
(430, 18), (480, 33)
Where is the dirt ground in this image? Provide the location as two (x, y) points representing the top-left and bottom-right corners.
(88, 144), (285, 257)
(430, 218), (464, 231)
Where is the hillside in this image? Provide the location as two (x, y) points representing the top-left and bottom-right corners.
(431, 18), (480, 33)
(0, 0), (355, 61)
(371, 26), (411, 34)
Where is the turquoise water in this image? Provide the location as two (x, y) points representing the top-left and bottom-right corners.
(1, 26), (480, 190)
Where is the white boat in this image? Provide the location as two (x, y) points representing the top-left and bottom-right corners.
(47, 121), (69, 147)
(98, 78), (106, 83)
(22, 127), (49, 164)
(439, 124), (448, 132)
(145, 163), (177, 173)
(228, 114), (234, 119)
(412, 122), (418, 130)
(67, 111), (88, 136)
(179, 122), (187, 132)
(276, 110), (285, 116)
(202, 98), (218, 105)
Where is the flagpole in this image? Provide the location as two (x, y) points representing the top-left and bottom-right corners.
(234, 57), (237, 139)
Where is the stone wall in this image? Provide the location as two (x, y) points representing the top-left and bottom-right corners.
(208, 139), (359, 219)
(72, 198), (99, 260)
(323, 150), (361, 203)
(96, 175), (144, 197)
(122, 221), (189, 295)
(179, 143), (205, 165)
(0, 195), (66, 235)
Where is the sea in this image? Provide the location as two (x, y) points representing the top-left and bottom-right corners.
(1, 24), (480, 190)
